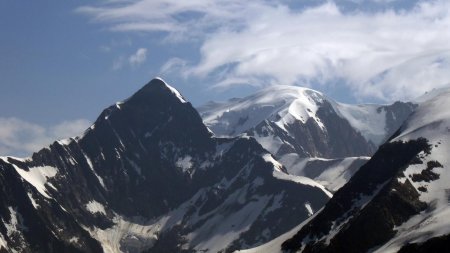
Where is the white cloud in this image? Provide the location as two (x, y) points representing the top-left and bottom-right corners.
(78, 0), (450, 101)
(76, 0), (265, 41)
(160, 57), (188, 76)
(129, 47), (148, 66)
(0, 118), (91, 157)
(112, 48), (148, 70)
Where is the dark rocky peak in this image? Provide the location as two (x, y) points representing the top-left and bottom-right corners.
(95, 78), (201, 132)
(80, 78), (214, 154)
(126, 77), (187, 106)
(25, 78), (216, 219)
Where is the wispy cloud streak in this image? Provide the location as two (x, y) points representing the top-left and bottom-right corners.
(77, 0), (450, 101)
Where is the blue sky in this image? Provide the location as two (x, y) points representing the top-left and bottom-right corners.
(1, 0), (450, 156)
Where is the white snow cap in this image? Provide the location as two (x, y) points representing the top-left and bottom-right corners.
(153, 77), (187, 103)
(200, 85), (327, 137)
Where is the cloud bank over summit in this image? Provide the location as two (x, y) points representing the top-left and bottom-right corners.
(77, 0), (450, 102)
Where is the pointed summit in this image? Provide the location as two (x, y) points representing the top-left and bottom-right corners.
(79, 77), (214, 170)
(128, 77), (187, 105)
(90, 77), (211, 146)
(89, 76), (207, 142)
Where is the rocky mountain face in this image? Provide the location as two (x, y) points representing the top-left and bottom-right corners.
(199, 85), (416, 191)
(0, 79), (331, 253)
(280, 88), (450, 253)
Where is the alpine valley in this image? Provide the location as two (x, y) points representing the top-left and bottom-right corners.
(0, 78), (449, 253)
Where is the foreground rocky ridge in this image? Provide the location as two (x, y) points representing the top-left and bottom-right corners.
(0, 79), (331, 253)
(282, 137), (431, 252)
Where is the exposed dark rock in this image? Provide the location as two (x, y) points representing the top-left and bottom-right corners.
(282, 138), (431, 253)
(411, 160), (443, 183)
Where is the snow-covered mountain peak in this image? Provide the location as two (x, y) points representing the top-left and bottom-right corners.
(199, 84), (415, 159)
(232, 85), (325, 104)
(129, 77), (187, 104)
(273, 86), (326, 129)
(199, 85), (328, 137)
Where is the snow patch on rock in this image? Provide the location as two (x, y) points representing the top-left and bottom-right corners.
(262, 153), (284, 172)
(83, 215), (159, 253)
(155, 77), (187, 104)
(272, 170), (333, 198)
(82, 152), (106, 189)
(13, 165), (57, 199)
(27, 192), (39, 209)
(305, 203), (314, 217)
(176, 155), (193, 173)
(86, 200), (106, 215)
(1, 207), (28, 252)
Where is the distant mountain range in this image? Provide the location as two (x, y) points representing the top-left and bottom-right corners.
(199, 85), (416, 192)
(1, 78), (449, 253)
